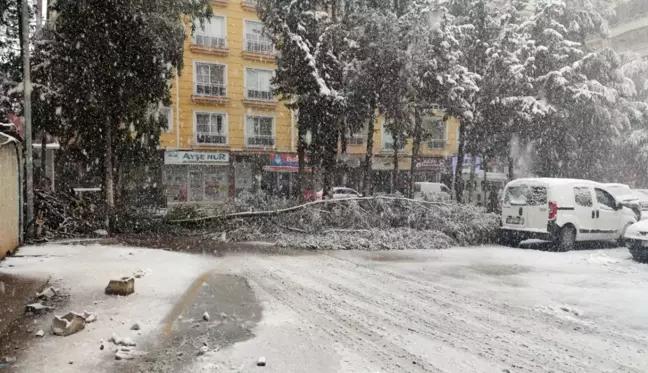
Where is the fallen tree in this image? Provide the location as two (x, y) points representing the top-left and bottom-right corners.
(177, 192), (500, 250)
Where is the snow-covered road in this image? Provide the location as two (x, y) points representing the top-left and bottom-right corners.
(193, 246), (648, 373)
(2, 244), (648, 373)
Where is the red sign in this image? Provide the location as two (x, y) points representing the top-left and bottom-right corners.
(7, 114), (24, 137)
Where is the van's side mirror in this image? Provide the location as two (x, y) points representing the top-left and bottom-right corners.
(616, 201), (623, 210)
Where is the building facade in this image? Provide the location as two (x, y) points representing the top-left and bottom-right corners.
(159, 1), (459, 203)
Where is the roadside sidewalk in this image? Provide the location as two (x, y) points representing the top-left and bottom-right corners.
(0, 243), (260, 373)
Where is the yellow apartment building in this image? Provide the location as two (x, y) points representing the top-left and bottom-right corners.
(158, 0), (459, 203)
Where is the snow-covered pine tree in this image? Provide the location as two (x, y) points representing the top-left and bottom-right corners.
(258, 0), (348, 197)
(0, 0), (24, 121)
(31, 0), (212, 227)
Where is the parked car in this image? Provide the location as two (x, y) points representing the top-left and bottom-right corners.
(413, 182), (451, 201)
(499, 178), (637, 251)
(631, 189), (648, 220)
(310, 187), (362, 200)
(603, 183), (642, 220)
(623, 219), (648, 263)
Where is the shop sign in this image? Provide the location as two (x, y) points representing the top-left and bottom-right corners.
(451, 155), (482, 172)
(165, 150), (229, 165)
(264, 153), (311, 172)
(372, 156), (411, 171)
(414, 157), (445, 171)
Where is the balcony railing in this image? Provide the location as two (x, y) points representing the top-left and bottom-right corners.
(195, 83), (226, 97)
(383, 142), (405, 151)
(427, 139), (446, 150)
(246, 135), (275, 147)
(195, 34), (227, 49)
(197, 133), (227, 145)
(346, 134), (365, 145)
(245, 36), (274, 54)
(246, 89), (273, 100)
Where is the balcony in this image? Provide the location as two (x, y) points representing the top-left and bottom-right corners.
(243, 89), (277, 108)
(197, 133), (228, 145)
(426, 139), (446, 150)
(242, 37), (275, 62)
(211, 0), (229, 7)
(190, 35), (229, 56)
(246, 135), (275, 147)
(241, 0), (258, 11)
(191, 83), (229, 105)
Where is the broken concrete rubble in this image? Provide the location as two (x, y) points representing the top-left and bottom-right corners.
(108, 334), (136, 347)
(105, 277), (135, 296)
(35, 330), (45, 337)
(202, 312), (210, 321)
(83, 310), (97, 323)
(25, 302), (53, 314)
(51, 312), (86, 336)
(36, 286), (58, 300)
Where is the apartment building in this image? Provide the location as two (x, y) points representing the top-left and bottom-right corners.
(159, 1), (459, 203)
(590, 0), (648, 57)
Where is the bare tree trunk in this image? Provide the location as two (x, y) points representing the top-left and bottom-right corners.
(104, 119), (114, 230)
(392, 136), (399, 194)
(362, 104), (376, 196)
(454, 122), (466, 203)
(40, 131), (47, 190)
(297, 120), (306, 202)
(409, 107), (422, 198)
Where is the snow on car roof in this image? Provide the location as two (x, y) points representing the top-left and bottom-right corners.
(506, 178), (603, 188)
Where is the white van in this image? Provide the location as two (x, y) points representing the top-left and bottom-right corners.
(499, 178), (637, 251)
(413, 182), (451, 201)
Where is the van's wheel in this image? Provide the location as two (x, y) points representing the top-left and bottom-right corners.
(617, 224), (632, 247)
(556, 225), (576, 252)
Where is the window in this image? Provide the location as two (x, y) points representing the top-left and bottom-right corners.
(595, 188), (617, 210)
(423, 115), (446, 149)
(574, 187), (593, 207)
(382, 125), (405, 151)
(159, 106), (172, 133)
(195, 63), (226, 97)
(195, 112), (227, 145)
(244, 21), (273, 53)
(246, 115), (275, 147)
(505, 186), (526, 205)
(528, 187), (547, 206)
(345, 127), (366, 145)
(245, 68), (273, 100)
(194, 16), (226, 48)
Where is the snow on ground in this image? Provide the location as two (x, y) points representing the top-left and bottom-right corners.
(188, 246), (648, 373)
(0, 244), (225, 373)
(2, 243), (648, 373)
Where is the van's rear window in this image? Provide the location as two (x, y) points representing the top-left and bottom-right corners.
(504, 186), (547, 206)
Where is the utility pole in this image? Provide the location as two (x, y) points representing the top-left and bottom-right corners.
(21, 0), (34, 236)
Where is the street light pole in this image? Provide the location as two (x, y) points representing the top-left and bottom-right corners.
(21, 0), (34, 236)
